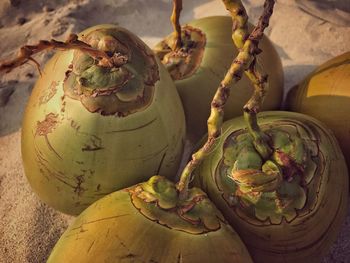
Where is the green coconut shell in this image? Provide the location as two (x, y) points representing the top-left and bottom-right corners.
(47, 176), (253, 263)
(193, 111), (348, 263)
(154, 16), (284, 141)
(21, 24), (186, 215)
(286, 51), (350, 174)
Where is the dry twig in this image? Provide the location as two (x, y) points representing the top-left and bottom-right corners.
(171, 0), (183, 50)
(177, 0), (276, 198)
(0, 34), (126, 74)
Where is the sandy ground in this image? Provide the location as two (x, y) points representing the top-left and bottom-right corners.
(0, 0), (350, 262)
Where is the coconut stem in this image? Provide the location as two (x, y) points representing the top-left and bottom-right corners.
(0, 34), (123, 74)
(171, 0), (183, 50)
(223, 0), (274, 159)
(176, 0), (276, 199)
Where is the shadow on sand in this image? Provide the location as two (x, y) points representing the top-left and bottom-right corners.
(295, 0), (350, 26)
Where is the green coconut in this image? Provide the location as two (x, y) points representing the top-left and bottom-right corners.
(286, 51), (350, 174)
(47, 176), (253, 263)
(154, 16), (284, 141)
(21, 24), (186, 215)
(193, 111), (348, 263)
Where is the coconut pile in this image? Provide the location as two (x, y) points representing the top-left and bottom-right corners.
(0, 0), (350, 262)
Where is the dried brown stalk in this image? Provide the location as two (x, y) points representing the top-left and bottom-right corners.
(177, 0), (276, 198)
(171, 0), (183, 50)
(0, 34), (126, 74)
(223, 0), (275, 159)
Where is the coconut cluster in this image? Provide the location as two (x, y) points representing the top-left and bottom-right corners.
(2, 1), (348, 262)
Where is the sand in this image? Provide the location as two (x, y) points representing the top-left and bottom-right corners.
(0, 0), (349, 262)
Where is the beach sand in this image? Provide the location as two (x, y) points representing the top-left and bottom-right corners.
(0, 0), (349, 262)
